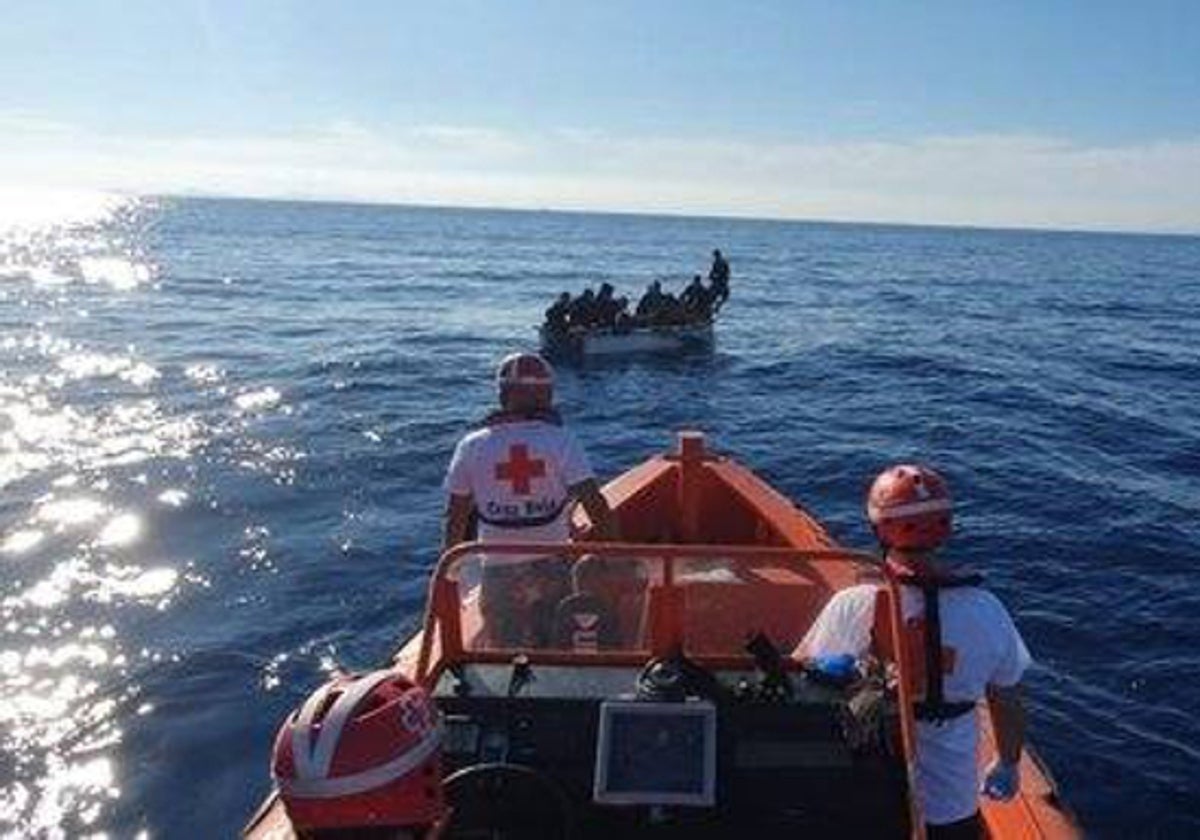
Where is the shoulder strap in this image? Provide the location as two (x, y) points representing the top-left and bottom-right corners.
(885, 558), (984, 589)
(481, 408), (563, 427)
(912, 584), (977, 723)
(922, 584), (942, 711)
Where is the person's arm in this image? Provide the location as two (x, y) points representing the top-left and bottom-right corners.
(790, 585), (875, 662)
(570, 478), (620, 541)
(986, 682), (1026, 765)
(979, 592), (1032, 800)
(980, 681), (1026, 801)
(442, 493), (474, 553)
(441, 435), (476, 553)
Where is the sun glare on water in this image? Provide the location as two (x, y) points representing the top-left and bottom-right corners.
(0, 188), (156, 292)
(0, 188), (204, 835)
(0, 188), (129, 232)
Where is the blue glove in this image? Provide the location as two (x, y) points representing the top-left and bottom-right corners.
(808, 653), (858, 686)
(981, 760), (1020, 801)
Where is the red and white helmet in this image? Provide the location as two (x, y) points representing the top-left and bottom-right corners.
(496, 352), (554, 389)
(271, 669), (444, 830)
(866, 464), (953, 551)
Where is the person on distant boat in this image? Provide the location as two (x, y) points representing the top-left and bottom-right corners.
(653, 290), (686, 326)
(635, 280), (666, 321)
(544, 291), (572, 334)
(594, 282), (621, 328)
(612, 296), (634, 331)
(567, 288), (597, 329)
(795, 465), (1030, 840)
(680, 274), (712, 322)
(442, 352), (619, 647)
(707, 249), (730, 312)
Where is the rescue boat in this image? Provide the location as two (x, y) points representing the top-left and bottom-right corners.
(538, 320), (715, 360)
(245, 431), (1080, 839)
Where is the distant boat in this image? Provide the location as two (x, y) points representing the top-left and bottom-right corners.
(538, 320), (715, 360)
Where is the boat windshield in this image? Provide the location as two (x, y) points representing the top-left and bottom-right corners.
(417, 541), (874, 679)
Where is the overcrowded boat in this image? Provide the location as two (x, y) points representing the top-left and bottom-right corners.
(539, 318), (715, 360)
(538, 250), (730, 360)
(245, 431), (1080, 839)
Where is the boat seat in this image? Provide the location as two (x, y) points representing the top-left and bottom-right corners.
(552, 593), (620, 651)
(566, 555), (649, 648)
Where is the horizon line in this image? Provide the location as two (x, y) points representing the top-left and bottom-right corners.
(157, 190), (1200, 241)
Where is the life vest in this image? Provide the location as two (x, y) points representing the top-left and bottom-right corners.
(473, 408), (569, 530)
(872, 560), (985, 723)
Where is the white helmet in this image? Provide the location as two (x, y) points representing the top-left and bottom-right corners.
(496, 352), (554, 389)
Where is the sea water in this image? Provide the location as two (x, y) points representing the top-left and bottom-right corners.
(1, 195), (1198, 837)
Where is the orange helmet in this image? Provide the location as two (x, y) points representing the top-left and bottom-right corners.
(866, 464), (953, 550)
(271, 669), (444, 830)
(497, 352), (554, 389)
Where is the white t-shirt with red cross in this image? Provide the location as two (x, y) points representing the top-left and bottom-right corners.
(444, 419), (594, 549)
(798, 583), (1032, 826)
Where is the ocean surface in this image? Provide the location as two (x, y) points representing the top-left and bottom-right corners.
(1, 195), (1198, 838)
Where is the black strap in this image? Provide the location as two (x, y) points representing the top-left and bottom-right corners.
(481, 408), (563, 427)
(889, 566), (984, 589)
(914, 700), (976, 722)
(476, 500), (568, 530)
(922, 584), (944, 709)
(912, 583), (978, 723)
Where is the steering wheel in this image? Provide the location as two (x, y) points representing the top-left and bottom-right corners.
(442, 762), (575, 840)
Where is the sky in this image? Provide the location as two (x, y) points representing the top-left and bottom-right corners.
(2, 0), (1199, 233)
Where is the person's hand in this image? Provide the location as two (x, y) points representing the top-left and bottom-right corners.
(981, 759), (1020, 801)
(806, 653), (858, 686)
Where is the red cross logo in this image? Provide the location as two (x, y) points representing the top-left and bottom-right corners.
(494, 444), (546, 495)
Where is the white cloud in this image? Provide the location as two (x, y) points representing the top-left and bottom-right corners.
(1, 114), (1198, 233)
(408, 125), (532, 161)
(0, 110), (76, 136)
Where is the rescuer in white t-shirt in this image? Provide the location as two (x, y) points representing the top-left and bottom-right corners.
(442, 352), (618, 646)
(797, 465), (1030, 839)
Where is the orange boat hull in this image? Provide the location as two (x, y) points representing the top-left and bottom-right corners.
(246, 432), (1080, 839)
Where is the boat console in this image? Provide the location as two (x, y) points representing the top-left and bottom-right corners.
(432, 658), (909, 838)
(406, 542), (914, 837)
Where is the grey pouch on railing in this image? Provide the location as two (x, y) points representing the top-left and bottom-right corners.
(840, 676), (890, 755)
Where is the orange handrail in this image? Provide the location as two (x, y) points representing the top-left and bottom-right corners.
(883, 570), (928, 839)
